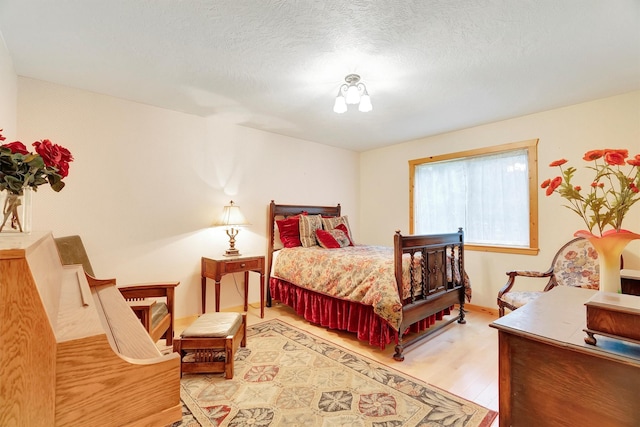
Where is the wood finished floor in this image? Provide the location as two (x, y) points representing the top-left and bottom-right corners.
(174, 303), (500, 426)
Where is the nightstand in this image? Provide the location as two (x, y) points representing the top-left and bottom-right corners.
(621, 269), (640, 296)
(201, 255), (265, 318)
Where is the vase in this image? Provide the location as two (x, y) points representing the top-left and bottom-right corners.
(0, 189), (32, 233)
(574, 229), (640, 294)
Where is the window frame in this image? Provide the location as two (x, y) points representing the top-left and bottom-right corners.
(409, 139), (539, 255)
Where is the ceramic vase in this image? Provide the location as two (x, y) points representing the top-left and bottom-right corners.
(574, 229), (640, 294)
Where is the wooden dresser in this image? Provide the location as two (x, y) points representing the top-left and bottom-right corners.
(490, 286), (640, 427)
(0, 232), (181, 427)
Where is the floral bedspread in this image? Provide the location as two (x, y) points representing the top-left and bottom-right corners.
(272, 245), (470, 331)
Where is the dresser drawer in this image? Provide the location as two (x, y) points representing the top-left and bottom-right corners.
(224, 258), (262, 273)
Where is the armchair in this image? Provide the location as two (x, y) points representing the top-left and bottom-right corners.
(54, 235), (179, 345)
(497, 237), (600, 317)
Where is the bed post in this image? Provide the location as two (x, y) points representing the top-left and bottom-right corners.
(456, 227), (466, 325)
(266, 200), (276, 307)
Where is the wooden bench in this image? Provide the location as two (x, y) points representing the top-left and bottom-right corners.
(173, 312), (246, 379)
(0, 232), (181, 427)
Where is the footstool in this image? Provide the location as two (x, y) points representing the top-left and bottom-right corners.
(173, 312), (246, 379)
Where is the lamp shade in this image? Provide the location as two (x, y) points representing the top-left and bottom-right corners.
(358, 91), (372, 112)
(214, 201), (250, 227)
(345, 84), (360, 104)
(333, 95), (347, 113)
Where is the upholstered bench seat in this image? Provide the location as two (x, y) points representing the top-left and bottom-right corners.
(173, 312), (246, 379)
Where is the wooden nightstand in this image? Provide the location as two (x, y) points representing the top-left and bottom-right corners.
(201, 255), (265, 318)
(621, 269), (640, 296)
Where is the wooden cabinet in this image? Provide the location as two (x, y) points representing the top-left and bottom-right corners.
(201, 255), (265, 317)
(0, 232), (180, 426)
(490, 286), (640, 426)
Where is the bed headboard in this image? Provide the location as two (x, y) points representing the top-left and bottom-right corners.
(265, 200), (341, 305)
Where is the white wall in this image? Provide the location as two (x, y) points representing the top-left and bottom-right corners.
(17, 77), (360, 319)
(0, 30), (16, 137)
(359, 91), (640, 310)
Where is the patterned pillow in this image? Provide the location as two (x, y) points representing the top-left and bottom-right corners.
(322, 216), (354, 244)
(316, 228), (350, 249)
(299, 214), (322, 247)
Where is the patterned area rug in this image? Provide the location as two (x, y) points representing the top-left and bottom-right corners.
(172, 319), (497, 427)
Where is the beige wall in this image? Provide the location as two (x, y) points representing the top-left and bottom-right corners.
(359, 91), (640, 309)
(17, 77), (359, 319)
(0, 31), (16, 136)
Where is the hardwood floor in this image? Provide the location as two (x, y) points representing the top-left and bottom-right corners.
(174, 303), (500, 426)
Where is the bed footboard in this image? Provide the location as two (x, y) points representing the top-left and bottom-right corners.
(393, 228), (466, 361)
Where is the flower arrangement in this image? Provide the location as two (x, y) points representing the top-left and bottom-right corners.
(0, 127), (73, 231)
(541, 149), (640, 236)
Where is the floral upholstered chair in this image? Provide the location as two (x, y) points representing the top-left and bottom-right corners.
(497, 237), (601, 317)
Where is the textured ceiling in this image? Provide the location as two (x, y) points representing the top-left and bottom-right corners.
(0, 1), (638, 151)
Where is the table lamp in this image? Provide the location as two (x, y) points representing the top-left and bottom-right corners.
(215, 200), (250, 256)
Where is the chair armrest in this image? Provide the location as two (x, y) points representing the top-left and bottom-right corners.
(118, 282), (179, 299)
(498, 269), (553, 298)
(127, 299), (157, 310)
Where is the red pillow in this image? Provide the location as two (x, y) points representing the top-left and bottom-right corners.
(276, 216), (302, 248)
(334, 223), (353, 246)
(316, 228), (350, 249)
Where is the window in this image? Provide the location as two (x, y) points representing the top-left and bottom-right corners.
(409, 139), (539, 254)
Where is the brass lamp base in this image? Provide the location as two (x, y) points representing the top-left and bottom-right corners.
(224, 228), (241, 257)
(224, 248), (241, 257)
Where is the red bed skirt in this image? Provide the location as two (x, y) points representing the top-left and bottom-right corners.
(270, 277), (451, 349)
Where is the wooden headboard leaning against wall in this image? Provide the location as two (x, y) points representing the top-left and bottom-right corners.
(266, 200), (341, 305)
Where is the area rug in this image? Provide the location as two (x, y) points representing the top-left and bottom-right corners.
(173, 319), (497, 427)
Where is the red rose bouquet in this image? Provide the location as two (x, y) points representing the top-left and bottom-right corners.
(0, 128), (73, 231)
(541, 149), (640, 236)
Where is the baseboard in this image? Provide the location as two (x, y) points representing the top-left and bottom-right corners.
(464, 303), (498, 317)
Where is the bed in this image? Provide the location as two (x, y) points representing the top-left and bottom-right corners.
(266, 201), (470, 361)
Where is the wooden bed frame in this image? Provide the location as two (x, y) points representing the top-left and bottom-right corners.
(266, 201), (467, 361)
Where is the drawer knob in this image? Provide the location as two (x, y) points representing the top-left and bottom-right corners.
(241, 263), (246, 267)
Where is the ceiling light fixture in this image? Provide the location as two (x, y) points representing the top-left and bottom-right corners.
(333, 74), (372, 114)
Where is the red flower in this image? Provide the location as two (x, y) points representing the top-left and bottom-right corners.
(0, 129), (5, 141)
(546, 176), (562, 196)
(604, 149), (628, 166)
(1, 141), (29, 155)
(540, 179), (551, 188)
(583, 150), (604, 161)
(33, 139), (74, 177)
(574, 186), (581, 191)
(628, 158), (640, 166)
(549, 159), (568, 167)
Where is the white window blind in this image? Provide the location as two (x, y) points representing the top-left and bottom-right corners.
(414, 149), (531, 247)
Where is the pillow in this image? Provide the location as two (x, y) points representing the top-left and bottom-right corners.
(334, 223), (353, 246)
(321, 215), (353, 244)
(299, 214), (323, 247)
(316, 228), (351, 249)
(275, 216), (302, 248)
